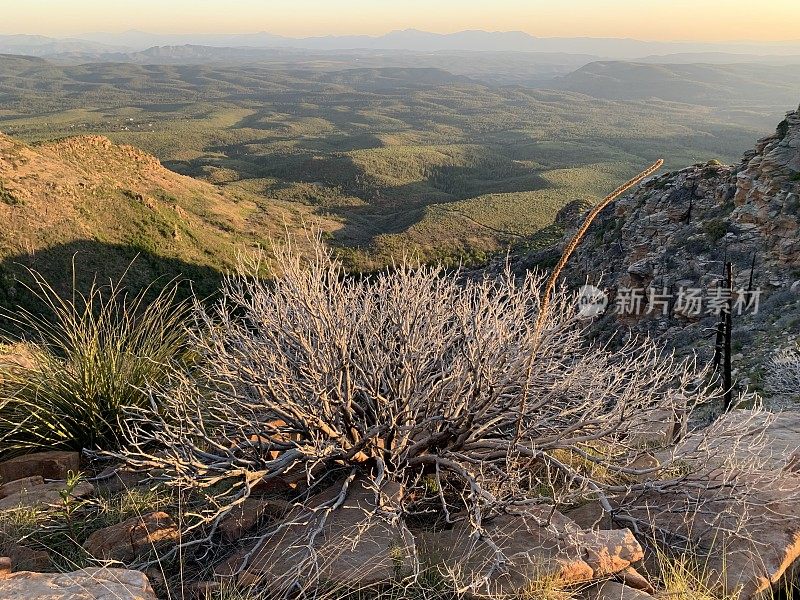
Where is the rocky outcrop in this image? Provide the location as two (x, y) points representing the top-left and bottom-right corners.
(418, 508), (644, 597)
(523, 104), (800, 396)
(733, 108), (800, 264)
(507, 105), (800, 598)
(0, 567), (157, 599)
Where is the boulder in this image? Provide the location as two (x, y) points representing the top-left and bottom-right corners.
(83, 512), (179, 564)
(0, 480), (93, 511)
(216, 478), (414, 592)
(417, 508), (643, 597)
(576, 528), (645, 577)
(3, 544), (50, 572)
(0, 451), (80, 484)
(0, 567), (157, 599)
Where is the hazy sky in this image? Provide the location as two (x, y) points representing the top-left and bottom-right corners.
(3, 0), (800, 42)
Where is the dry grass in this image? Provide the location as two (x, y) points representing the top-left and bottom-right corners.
(656, 552), (740, 600)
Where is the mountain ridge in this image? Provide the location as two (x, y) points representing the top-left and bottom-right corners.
(5, 30), (800, 60)
(552, 61), (800, 106)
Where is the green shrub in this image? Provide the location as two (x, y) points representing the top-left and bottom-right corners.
(0, 272), (190, 457)
(0, 180), (23, 206)
(702, 218), (728, 243)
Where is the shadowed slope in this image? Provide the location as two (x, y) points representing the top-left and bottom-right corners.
(0, 132), (339, 313)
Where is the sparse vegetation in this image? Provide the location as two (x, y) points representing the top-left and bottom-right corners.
(765, 344), (800, 402)
(657, 551), (739, 600)
(703, 218), (728, 243)
(0, 478), (176, 573)
(0, 180), (22, 206)
(0, 56), (785, 276)
(0, 48), (799, 600)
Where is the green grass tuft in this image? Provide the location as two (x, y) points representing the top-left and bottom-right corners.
(0, 271), (190, 457)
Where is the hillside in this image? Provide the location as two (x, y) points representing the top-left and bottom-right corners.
(0, 132), (337, 310)
(3, 53), (793, 270)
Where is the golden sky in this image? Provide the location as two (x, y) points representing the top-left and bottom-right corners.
(3, 0), (800, 42)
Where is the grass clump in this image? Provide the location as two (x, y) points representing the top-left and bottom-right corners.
(658, 552), (738, 600)
(89, 486), (172, 531)
(0, 271), (190, 457)
(0, 506), (43, 548)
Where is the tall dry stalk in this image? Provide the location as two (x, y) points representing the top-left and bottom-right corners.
(516, 160), (664, 441)
(534, 159), (664, 333)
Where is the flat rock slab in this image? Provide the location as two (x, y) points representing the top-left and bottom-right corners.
(0, 451), (80, 484)
(0, 567), (156, 599)
(626, 409), (800, 599)
(0, 480), (93, 511)
(0, 476), (45, 499)
(217, 478), (414, 593)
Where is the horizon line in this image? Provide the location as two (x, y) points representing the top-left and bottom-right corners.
(3, 28), (800, 46)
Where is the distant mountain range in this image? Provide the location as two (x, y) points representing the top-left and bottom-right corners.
(2, 30), (800, 61)
(0, 34), (125, 57)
